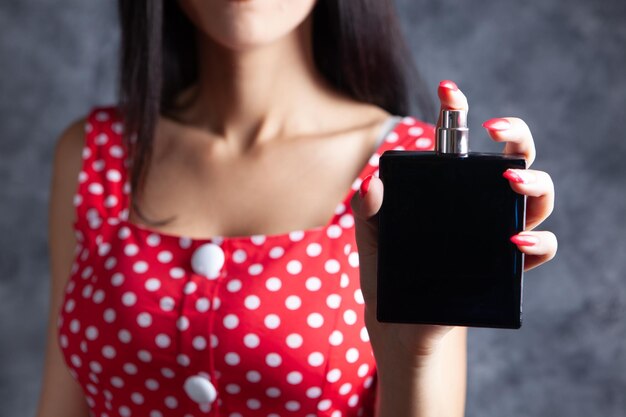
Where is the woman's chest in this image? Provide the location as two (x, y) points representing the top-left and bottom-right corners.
(56, 221), (375, 416)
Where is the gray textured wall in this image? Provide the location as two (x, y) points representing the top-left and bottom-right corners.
(1, 1), (624, 416)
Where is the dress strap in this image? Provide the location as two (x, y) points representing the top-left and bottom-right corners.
(73, 106), (130, 236)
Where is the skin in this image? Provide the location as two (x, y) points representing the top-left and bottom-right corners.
(36, 0), (557, 415)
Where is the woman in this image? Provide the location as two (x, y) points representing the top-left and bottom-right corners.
(37, 1), (557, 416)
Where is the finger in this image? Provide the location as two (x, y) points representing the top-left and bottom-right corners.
(350, 174), (383, 258)
(502, 169), (555, 230)
(509, 231), (558, 271)
(437, 80), (469, 128)
(483, 117), (536, 167)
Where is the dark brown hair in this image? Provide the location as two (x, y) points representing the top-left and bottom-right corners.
(117, 0), (435, 225)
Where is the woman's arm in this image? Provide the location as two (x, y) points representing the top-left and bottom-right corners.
(35, 117), (91, 417)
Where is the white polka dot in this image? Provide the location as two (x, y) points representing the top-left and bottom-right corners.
(123, 363), (138, 374)
(386, 131), (399, 143)
(103, 308), (116, 323)
(266, 387), (281, 398)
(269, 246), (284, 259)
(308, 352), (324, 367)
(92, 289), (105, 304)
(227, 279), (242, 292)
(118, 329), (132, 343)
(122, 292), (137, 306)
(106, 169), (121, 182)
(184, 281), (197, 295)
(243, 333), (260, 348)
(327, 369), (342, 383)
(329, 330), (343, 346)
(286, 333), (303, 349)
(344, 309), (358, 325)
(145, 379), (159, 391)
(415, 137), (432, 149)
(244, 295), (261, 310)
(265, 277), (282, 292)
(247, 399), (261, 410)
(89, 361), (102, 373)
(339, 382), (352, 395)
(305, 276), (322, 291)
(408, 125), (424, 136)
(169, 267), (185, 279)
(137, 312), (152, 327)
(192, 336), (207, 350)
(225, 384), (240, 394)
(325, 259), (341, 274)
(232, 249), (247, 263)
(69, 319), (81, 333)
(160, 296), (175, 311)
(339, 213), (355, 228)
(264, 314), (280, 329)
(70, 354), (82, 367)
(369, 153), (380, 167)
(133, 261), (148, 273)
(177, 354), (190, 367)
(223, 314), (239, 329)
(326, 294), (341, 309)
(145, 278), (161, 291)
(111, 272), (124, 286)
(248, 263), (263, 275)
(285, 400), (301, 411)
(131, 392), (144, 404)
(196, 298), (210, 312)
(85, 326), (98, 340)
(157, 250), (173, 263)
(266, 353), (282, 367)
(348, 394), (359, 407)
(340, 273), (350, 288)
(118, 226), (131, 239)
(307, 313), (324, 328)
(161, 367), (175, 377)
(176, 316), (190, 331)
(146, 233), (160, 246)
(289, 230), (304, 241)
(88, 183), (104, 195)
(98, 242), (112, 256)
(285, 371), (303, 384)
(286, 260), (302, 275)
(318, 399), (332, 411)
(346, 348), (359, 363)
(246, 370), (261, 382)
(307, 387), (322, 399)
(102, 345), (116, 359)
(327, 225), (342, 238)
(138, 350), (152, 363)
(348, 252), (360, 268)
(360, 327), (370, 342)
(358, 363), (369, 377)
(164, 395), (178, 409)
(306, 243), (322, 257)
(179, 236), (192, 248)
(155, 333), (171, 348)
(124, 243), (139, 256)
(285, 295), (302, 310)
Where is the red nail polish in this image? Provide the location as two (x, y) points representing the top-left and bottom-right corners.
(359, 175), (373, 198)
(502, 169), (525, 184)
(482, 118), (511, 131)
(510, 234), (538, 246)
(439, 80), (458, 91)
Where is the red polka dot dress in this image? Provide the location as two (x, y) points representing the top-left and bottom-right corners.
(56, 105), (436, 417)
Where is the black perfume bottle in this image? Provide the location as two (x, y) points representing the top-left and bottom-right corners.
(377, 109), (527, 329)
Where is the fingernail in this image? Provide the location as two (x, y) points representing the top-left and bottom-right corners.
(503, 169), (535, 184)
(510, 234), (539, 246)
(439, 80), (458, 91)
(482, 118), (511, 131)
(359, 175), (373, 198)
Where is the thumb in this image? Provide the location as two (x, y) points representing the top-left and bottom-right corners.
(350, 174), (384, 306)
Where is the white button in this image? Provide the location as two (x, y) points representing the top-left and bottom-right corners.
(184, 375), (217, 404)
(191, 243), (225, 279)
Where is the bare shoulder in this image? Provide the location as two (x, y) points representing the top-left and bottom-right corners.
(35, 115), (90, 417)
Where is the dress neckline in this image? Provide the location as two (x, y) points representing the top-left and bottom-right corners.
(116, 116), (403, 245)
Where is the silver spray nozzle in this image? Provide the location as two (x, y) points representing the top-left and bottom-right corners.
(436, 109), (469, 155)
